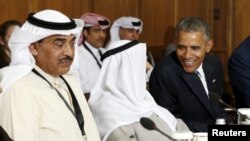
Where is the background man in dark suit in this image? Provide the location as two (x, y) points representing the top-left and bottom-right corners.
(149, 17), (227, 132)
(228, 36), (250, 108)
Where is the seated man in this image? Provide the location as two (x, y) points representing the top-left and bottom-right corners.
(109, 16), (154, 82)
(0, 9), (100, 141)
(88, 40), (191, 141)
(77, 13), (110, 98)
(149, 17), (228, 132)
(228, 35), (250, 108)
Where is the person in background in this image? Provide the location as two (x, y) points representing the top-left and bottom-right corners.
(0, 20), (21, 68)
(109, 16), (155, 82)
(165, 43), (176, 56)
(89, 40), (191, 141)
(228, 35), (250, 108)
(149, 17), (227, 132)
(78, 12), (110, 99)
(0, 9), (100, 141)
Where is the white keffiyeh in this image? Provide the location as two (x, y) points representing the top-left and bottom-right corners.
(109, 16), (143, 44)
(0, 9), (84, 96)
(88, 40), (177, 141)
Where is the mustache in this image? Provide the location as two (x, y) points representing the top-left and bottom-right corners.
(59, 56), (73, 62)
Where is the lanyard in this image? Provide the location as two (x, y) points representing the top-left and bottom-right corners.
(32, 69), (85, 135)
(83, 42), (102, 69)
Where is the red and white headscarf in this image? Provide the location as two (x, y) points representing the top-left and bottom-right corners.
(78, 12), (110, 45)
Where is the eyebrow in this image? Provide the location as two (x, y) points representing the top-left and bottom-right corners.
(177, 44), (186, 48)
(54, 38), (66, 42)
(177, 44), (200, 48)
(53, 36), (76, 42)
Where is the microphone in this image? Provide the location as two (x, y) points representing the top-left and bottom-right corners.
(140, 117), (176, 140)
(209, 92), (250, 121)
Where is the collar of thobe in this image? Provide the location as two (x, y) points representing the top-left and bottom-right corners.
(84, 41), (102, 57)
(32, 65), (85, 135)
(33, 65), (61, 86)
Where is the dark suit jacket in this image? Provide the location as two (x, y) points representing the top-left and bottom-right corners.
(149, 52), (227, 132)
(0, 126), (13, 141)
(228, 35), (250, 108)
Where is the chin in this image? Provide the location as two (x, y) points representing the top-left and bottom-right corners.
(57, 68), (70, 75)
(183, 68), (196, 73)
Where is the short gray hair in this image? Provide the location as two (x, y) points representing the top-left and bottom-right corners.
(174, 17), (211, 41)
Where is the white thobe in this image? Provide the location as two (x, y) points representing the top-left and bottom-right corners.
(78, 41), (103, 93)
(0, 66), (100, 141)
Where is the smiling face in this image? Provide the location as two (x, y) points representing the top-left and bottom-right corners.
(175, 31), (213, 73)
(29, 34), (76, 76)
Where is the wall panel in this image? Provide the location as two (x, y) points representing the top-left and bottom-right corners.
(32, 0), (91, 18)
(140, 0), (175, 61)
(0, 0), (30, 23)
(234, 0), (250, 48)
(177, 0), (210, 21)
(93, 0), (139, 22)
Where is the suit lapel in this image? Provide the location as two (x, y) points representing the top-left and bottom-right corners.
(203, 61), (216, 93)
(181, 72), (217, 119)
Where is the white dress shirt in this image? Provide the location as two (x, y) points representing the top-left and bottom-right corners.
(196, 64), (209, 96)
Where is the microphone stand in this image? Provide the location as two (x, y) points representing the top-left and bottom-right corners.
(219, 99), (250, 121)
(140, 117), (193, 141)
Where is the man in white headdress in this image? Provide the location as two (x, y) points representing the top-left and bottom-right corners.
(109, 16), (155, 82)
(0, 9), (100, 141)
(78, 13), (110, 99)
(88, 40), (191, 141)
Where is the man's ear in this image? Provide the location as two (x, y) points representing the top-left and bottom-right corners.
(206, 39), (214, 53)
(29, 43), (38, 56)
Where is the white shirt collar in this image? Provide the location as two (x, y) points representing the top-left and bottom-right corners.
(196, 63), (205, 78)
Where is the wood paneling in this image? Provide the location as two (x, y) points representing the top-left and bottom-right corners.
(234, 0), (250, 48)
(176, 0), (210, 21)
(211, 0), (227, 50)
(31, 0), (91, 18)
(0, 0), (30, 23)
(140, 0), (175, 62)
(93, 0), (139, 22)
(140, 0), (175, 45)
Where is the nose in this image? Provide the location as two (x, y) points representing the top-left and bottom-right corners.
(184, 48), (191, 59)
(63, 43), (74, 56)
(132, 31), (139, 40)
